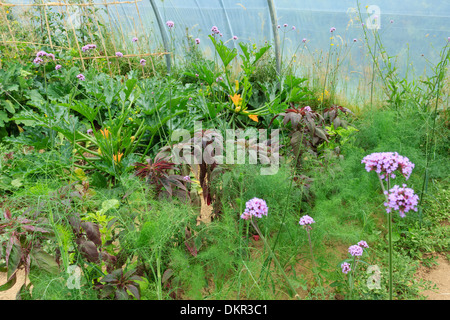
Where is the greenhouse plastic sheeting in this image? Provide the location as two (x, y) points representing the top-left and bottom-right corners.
(134, 1), (449, 67)
(4, 0), (450, 75)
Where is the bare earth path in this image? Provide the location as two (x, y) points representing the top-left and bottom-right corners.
(415, 254), (450, 300)
(1, 254), (449, 300)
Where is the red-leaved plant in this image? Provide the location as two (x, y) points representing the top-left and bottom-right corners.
(134, 153), (187, 199)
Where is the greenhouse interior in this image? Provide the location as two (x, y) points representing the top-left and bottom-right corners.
(0, 0), (449, 304)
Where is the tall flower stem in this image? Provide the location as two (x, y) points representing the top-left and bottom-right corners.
(348, 255), (357, 299)
(306, 228), (326, 299)
(250, 219), (299, 299)
(377, 172), (393, 300)
(388, 211), (393, 300)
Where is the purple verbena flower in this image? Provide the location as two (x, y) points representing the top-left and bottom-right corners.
(183, 175), (191, 182)
(353, 38), (357, 42)
(211, 26), (220, 34)
(132, 37), (138, 42)
(357, 240), (369, 248)
(116, 52), (124, 58)
(240, 198), (269, 220)
(303, 106), (312, 112)
(283, 23), (288, 28)
(341, 262), (351, 274)
(36, 50), (48, 57)
(55, 64), (62, 70)
(87, 129), (93, 135)
(348, 245), (363, 257)
(330, 27), (336, 33)
(33, 57), (44, 65)
(292, 26), (296, 30)
(232, 36), (238, 40)
(47, 53), (55, 60)
(195, 38), (200, 44)
(299, 215), (315, 226)
(140, 59), (146, 66)
(82, 44), (97, 52)
(361, 152), (415, 181)
(166, 20), (174, 28)
(302, 38), (307, 43)
(216, 76), (223, 82)
(384, 184), (419, 217)
(76, 74), (85, 81)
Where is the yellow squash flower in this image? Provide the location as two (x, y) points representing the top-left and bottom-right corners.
(113, 152), (124, 164)
(100, 128), (110, 139)
(248, 114), (259, 122)
(230, 93), (244, 112)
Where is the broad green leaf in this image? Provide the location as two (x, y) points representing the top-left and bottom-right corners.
(100, 199), (120, 213)
(30, 248), (59, 274)
(2, 100), (15, 114)
(7, 240), (22, 281)
(209, 35), (237, 68)
(253, 45), (270, 65)
(5, 84), (19, 92)
(63, 102), (98, 123)
(26, 89), (45, 105)
(0, 111), (8, 127)
(0, 273), (16, 292)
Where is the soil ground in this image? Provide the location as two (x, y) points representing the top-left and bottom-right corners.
(2, 253), (449, 300)
(415, 253), (450, 300)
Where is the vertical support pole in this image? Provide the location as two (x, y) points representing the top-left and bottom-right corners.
(42, 0), (54, 49)
(149, 0), (171, 74)
(64, 0), (85, 70)
(267, 0), (281, 77)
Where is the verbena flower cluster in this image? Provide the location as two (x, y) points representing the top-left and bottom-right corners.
(348, 245), (363, 257)
(348, 240), (369, 257)
(166, 20), (174, 28)
(341, 241), (369, 274)
(211, 26), (221, 35)
(211, 26), (222, 36)
(357, 240), (369, 248)
(82, 44), (97, 52)
(299, 215), (315, 226)
(341, 262), (351, 274)
(361, 152), (415, 181)
(384, 184), (419, 217)
(240, 198), (268, 220)
(33, 50), (55, 65)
